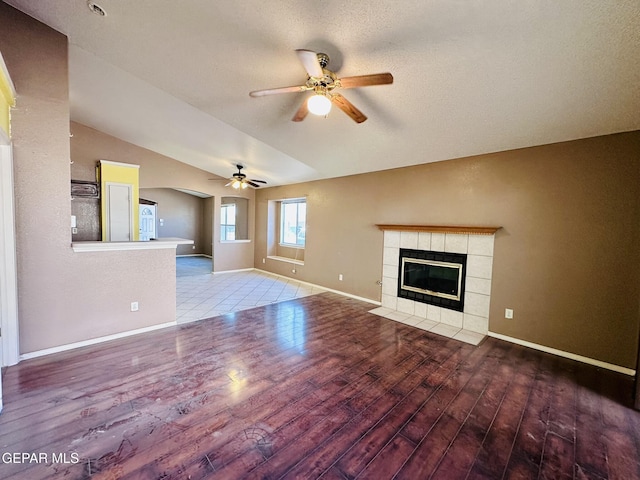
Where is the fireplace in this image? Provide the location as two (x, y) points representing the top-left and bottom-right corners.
(398, 249), (467, 312)
(374, 225), (499, 340)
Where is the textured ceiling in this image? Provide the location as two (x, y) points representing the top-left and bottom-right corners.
(4, 0), (640, 187)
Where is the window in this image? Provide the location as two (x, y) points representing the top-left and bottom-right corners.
(280, 199), (306, 247)
(220, 203), (236, 241)
(220, 197), (249, 241)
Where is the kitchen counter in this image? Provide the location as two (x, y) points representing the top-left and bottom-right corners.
(71, 237), (194, 253)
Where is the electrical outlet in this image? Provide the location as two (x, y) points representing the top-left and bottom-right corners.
(505, 308), (513, 319)
(339, 274), (343, 281)
(262, 258), (266, 264)
(131, 301), (139, 312)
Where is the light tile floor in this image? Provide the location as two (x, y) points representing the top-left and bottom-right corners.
(175, 257), (486, 346)
(368, 306), (486, 346)
(176, 258), (326, 324)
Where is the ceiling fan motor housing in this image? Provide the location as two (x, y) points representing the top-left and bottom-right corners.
(316, 53), (330, 69)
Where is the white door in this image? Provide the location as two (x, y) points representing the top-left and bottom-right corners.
(139, 204), (156, 241)
(106, 183), (132, 241)
(0, 143), (20, 413)
(0, 52), (19, 411)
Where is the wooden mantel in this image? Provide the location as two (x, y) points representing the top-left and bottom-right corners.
(376, 224), (501, 235)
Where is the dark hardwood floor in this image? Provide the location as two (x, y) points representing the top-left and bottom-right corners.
(1, 292), (639, 479)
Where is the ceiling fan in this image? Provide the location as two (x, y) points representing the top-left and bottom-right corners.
(223, 164), (267, 189)
(249, 49), (393, 124)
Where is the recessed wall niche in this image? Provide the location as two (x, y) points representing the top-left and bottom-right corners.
(221, 196), (249, 241)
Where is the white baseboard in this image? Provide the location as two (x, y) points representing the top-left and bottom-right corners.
(20, 321), (177, 361)
(213, 267), (254, 275)
(488, 331), (635, 376)
(314, 285), (381, 306)
(253, 268), (381, 306)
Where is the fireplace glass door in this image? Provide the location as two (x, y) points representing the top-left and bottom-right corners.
(397, 248), (467, 312)
(401, 258), (463, 301)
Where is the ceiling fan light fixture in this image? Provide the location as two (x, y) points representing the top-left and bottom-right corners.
(308, 93), (332, 116)
(223, 164), (266, 189)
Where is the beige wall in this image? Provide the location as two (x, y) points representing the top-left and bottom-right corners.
(70, 122), (254, 269)
(203, 197), (213, 257)
(256, 132), (640, 369)
(140, 188), (206, 255)
(0, 5), (175, 354)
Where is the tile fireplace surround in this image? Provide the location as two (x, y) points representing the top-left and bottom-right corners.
(371, 225), (500, 346)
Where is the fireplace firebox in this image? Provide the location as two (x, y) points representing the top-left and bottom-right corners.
(398, 248), (467, 312)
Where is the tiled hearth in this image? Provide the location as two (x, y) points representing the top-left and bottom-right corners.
(370, 225), (498, 346)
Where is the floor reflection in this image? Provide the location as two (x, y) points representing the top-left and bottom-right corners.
(274, 303), (307, 353)
(227, 367), (249, 399)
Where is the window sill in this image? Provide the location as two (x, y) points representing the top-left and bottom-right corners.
(278, 243), (305, 249)
(267, 255), (304, 266)
(220, 239), (251, 244)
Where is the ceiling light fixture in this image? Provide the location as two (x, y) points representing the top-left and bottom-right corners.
(221, 164), (267, 189)
(307, 93), (332, 116)
(231, 179), (248, 189)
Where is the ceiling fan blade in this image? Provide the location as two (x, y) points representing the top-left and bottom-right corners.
(249, 85), (308, 97)
(246, 181), (261, 188)
(339, 73), (394, 89)
(330, 94), (367, 123)
(295, 49), (323, 78)
(224, 181), (233, 187)
(292, 99), (309, 122)
(250, 179), (267, 184)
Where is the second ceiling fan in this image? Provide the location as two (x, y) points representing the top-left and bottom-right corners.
(225, 164), (266, 189)
(249, 49), (393, 124)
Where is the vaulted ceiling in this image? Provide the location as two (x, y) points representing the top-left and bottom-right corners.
(5, 0), (640, 186)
